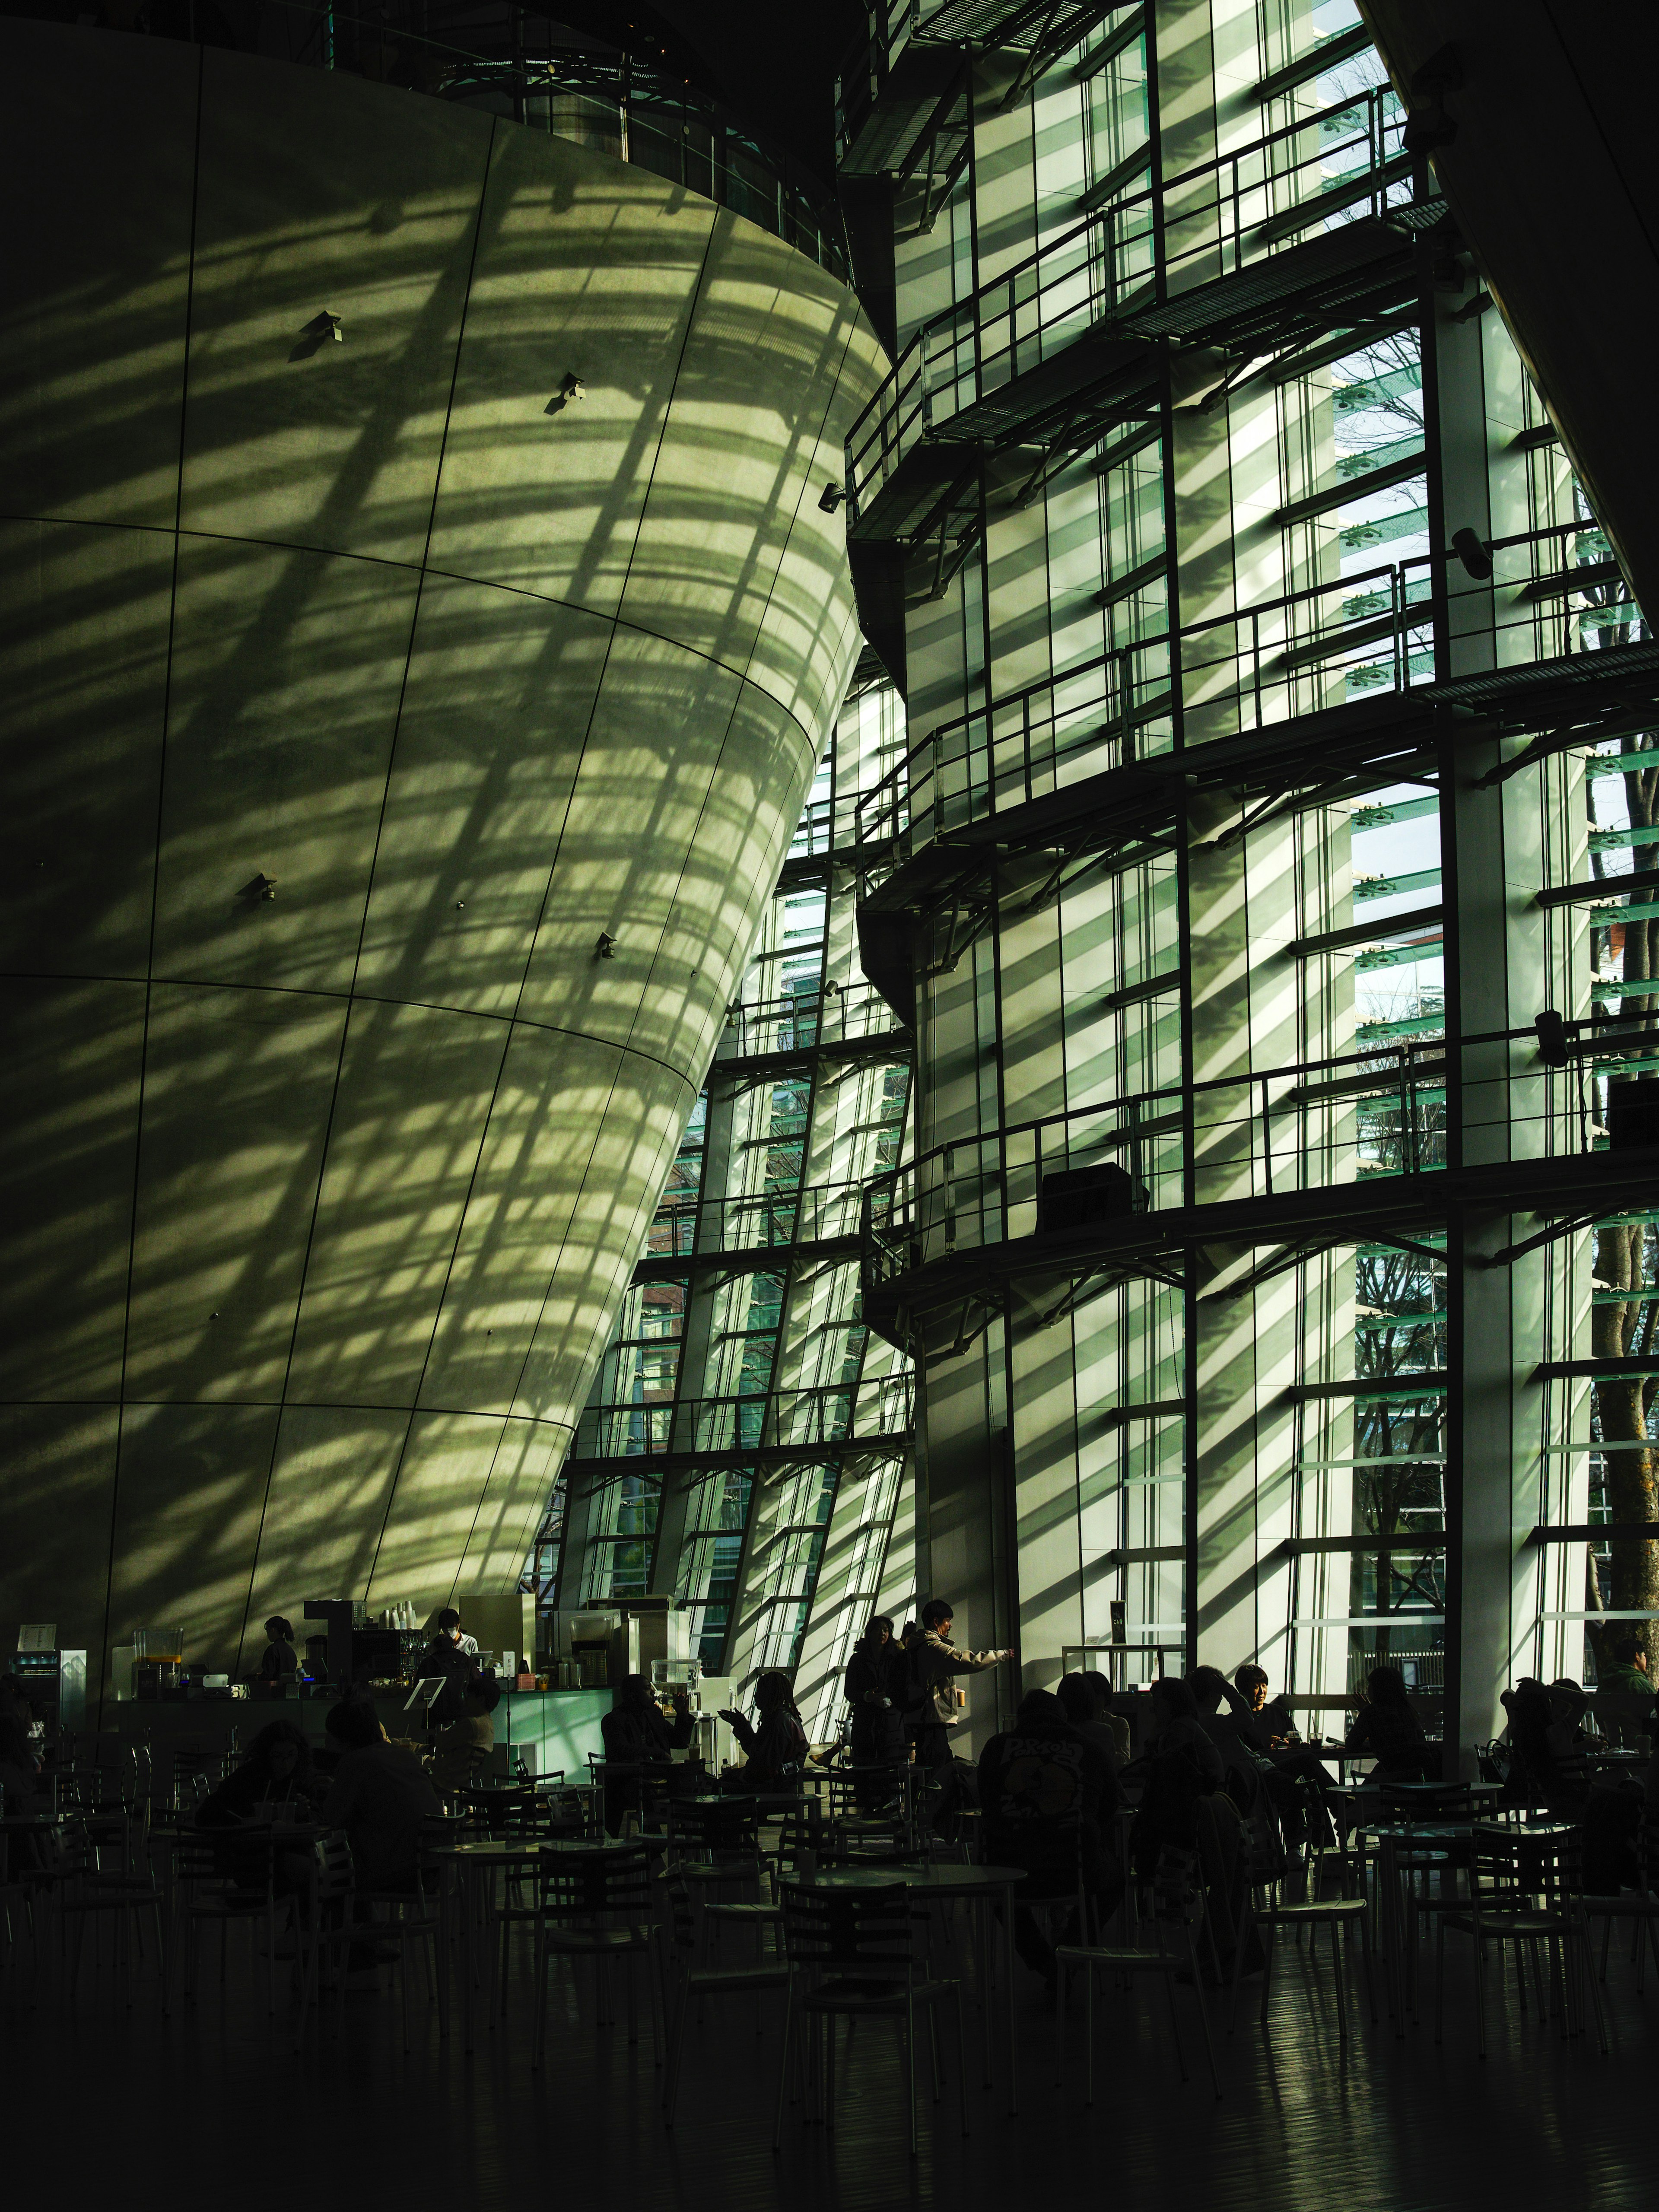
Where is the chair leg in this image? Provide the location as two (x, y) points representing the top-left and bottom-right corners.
(663, 1972), (690, 2126)
(1259, 1914), (1276, 2028)
(953, 1987), (969, 2136)
(771, 1983), (794, 2152)
(1472, 1933), (1487, 2060)
(1580, 1929), (1609, 2056)
(1434, 1918), (1446, 2045)
(530, 1928), (547, 2072)
(1189, 1964), (1223, 2099)
(1165, 1948), (1189, 2082)
(905, 1993), (917, 2158)
(1331, 1919), (1348, 2044)
(1229, 1898), (1249, 2034)
(1358, 1910), (1378, 2024)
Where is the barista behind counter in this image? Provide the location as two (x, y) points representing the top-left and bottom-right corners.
(598, 1676), (696, 1833)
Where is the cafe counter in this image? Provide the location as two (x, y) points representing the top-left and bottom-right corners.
(100, 1687), (610, 1778)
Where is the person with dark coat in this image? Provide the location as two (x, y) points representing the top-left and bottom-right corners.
(1344, 1665), (1433, 1780)
(844, 1615), (905, 1803)
(979, 1688), (1122, 1980)
(196, 1720), (319, 1894)
(1233, 1663), (1298, 1744)
(599, 1675), (696, 1833)
(718, 1672), (808, 1794)
(420, 1610), (478, 1723)
(315, 1700), (440, 1890)
(1056, 1672), (1125, 1780)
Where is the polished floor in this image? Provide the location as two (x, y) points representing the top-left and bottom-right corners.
(5, 1895), (1650, 2212)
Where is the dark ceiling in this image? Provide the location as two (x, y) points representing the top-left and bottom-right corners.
(561, 1), (865, 191)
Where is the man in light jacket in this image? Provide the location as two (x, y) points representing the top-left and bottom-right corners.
(905, 1598), (1014, 1836)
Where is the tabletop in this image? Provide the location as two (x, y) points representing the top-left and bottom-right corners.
(431, 1837), (548, 1862)
(1369, 1819), (1576, 1841)
(798, 1863), (1029, 1894)
(1362, 1779), (1504, 1795)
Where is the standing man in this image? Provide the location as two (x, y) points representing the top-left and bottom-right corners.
(423, 1608), (477, 1723)
(903, 1599), (1014, 1837)
(844, 1616), (905, 1806)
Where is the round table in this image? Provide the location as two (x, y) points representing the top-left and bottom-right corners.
(795, 1862), (1030, 2110)
(428, 1838), (546, 2046)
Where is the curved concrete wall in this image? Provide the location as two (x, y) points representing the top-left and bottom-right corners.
(0, 22), (884, 1688)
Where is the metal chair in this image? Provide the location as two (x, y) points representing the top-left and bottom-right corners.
(1055, 1846), (1223, 2103)
(47, 1816), (167, 2007)
(774, 1879), (969, 2156)
(1434, 1822), (1604, 2056)
(292, 1833), (353, 2046)
(1231, 1835), (1375, 2043)
(528, 1842), (663, 2069)
(166, 1829), (299, 2019)
(1576, 1815), (1659, 1992)
(660, 1865), (789, 2126)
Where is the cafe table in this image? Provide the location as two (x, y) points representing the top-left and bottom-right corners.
(1362, 1816), (1577, 2027)
(429, 1834), (658, 2047)
(791, 1862), (1030, 2112)
(426, 1836), (547, 2047)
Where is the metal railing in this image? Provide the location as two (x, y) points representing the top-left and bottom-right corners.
(643, 1182), (870, 1261)
(715, 984), (910, 1061)
(851, 521), (1634, 858)
(845, 84), (1409, 521)
(47, 0), (850, 283)
(859, 1020), (1659, 1285)
(577, 1373), (915, 1459)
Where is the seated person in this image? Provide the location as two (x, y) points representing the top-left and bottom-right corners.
(316, 1700), (441, 1891)
(1344, 1665), (1434, 1781)
(197, 1719), (319, 1894)
(1504, 1678), (1589, 1818)
(1600, 1634), (1654, 1699)
(1056, 1671), (1124, 1779)
(1204, 1665), (1335, 1845)
(1079, 1670), (1134, 1767)
(717, 1672), (807, 1794)
(979, 1688), (1122, 1980)
(1233, 1663), (1299, 1745)
(1140, 1674), (1225, 1792)
(1509, 1676), (1641, 1891)
(600, 1675), (696, 1832)
(1546, 1677), (1591, 1758)
(255, 1616), (299, 1684)
(1188, 1665), (1268, 1802)
(430, 1672), (500, 1797)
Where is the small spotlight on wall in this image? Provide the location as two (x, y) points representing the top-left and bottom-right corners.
(818, 481), (847, 514)
(547, 372), (588, 415)
(303, 311), (343, 342)
(238, 872), (279, 903)
(594, 931), (617, 960)
(1534, 1009), (1570, 1068)
(1450, 526), (1494, 581)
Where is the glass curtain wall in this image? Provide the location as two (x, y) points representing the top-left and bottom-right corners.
(549, 675), (917, 1715)
(832, 0), (1655, 1767)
